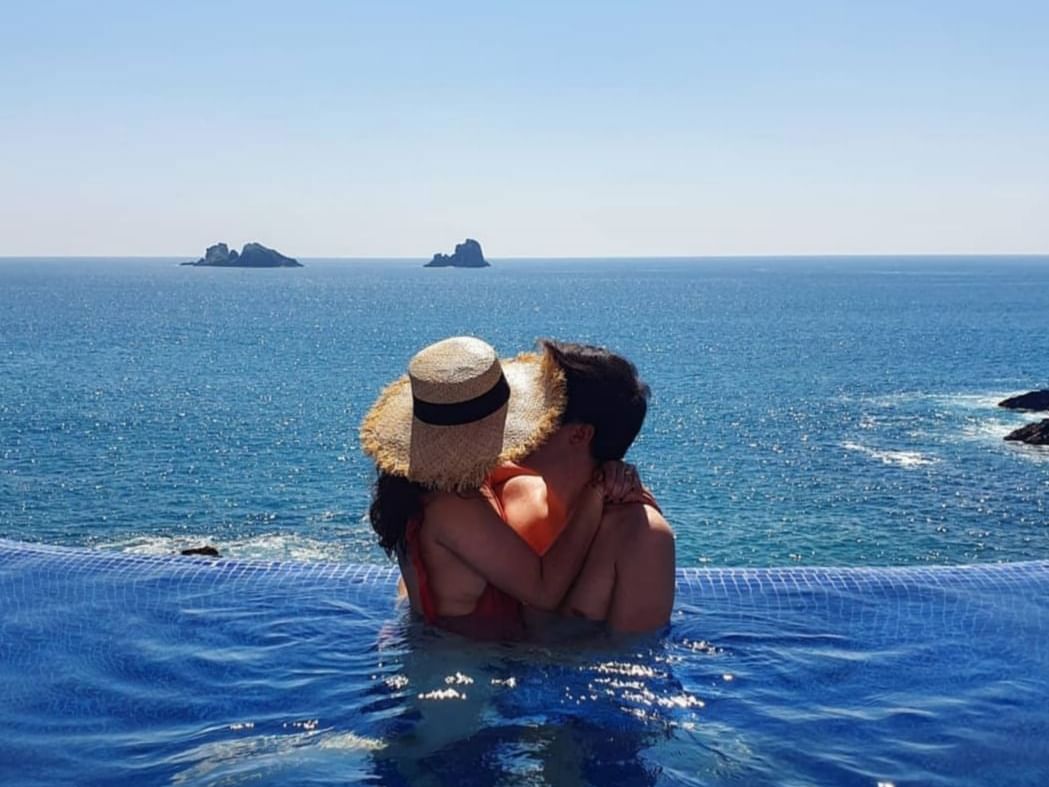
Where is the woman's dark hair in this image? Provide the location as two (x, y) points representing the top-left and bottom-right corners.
(369, 472), (427, 558)
(540, 339), (650, 461)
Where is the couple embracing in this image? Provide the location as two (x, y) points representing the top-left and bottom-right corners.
(360, 336), (675, 640)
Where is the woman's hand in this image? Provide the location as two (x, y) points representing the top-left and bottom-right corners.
(598, 460), (646, 504)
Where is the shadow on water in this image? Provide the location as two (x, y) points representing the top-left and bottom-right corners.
(365, 618), (766, 786)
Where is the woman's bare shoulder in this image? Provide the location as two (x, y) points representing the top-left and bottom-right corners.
(500, 473), (549, 501)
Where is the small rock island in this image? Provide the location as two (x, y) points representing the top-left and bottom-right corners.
(182, 242), (302, 268)
(998, 389), (1049, 412)
(425, 238), (490, 268)
(999, 389), (1049, 445)
(1004, 419), (1049, 446)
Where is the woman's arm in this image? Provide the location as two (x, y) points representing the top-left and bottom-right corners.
(427, 479), (606, 611)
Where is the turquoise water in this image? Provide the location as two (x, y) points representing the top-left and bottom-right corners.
(2, 256), (1048, 566)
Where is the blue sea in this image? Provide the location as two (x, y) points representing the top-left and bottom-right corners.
(2, 256), (1047, 566)
(2, 256), (1049, 786)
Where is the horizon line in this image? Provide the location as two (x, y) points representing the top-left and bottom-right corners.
(2, 252), (1049, 261)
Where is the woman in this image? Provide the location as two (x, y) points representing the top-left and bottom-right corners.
(361, 336), (640, 640)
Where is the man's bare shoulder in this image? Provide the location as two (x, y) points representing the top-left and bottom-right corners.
(643, 504), (673, 538)
(602, 501), (674, 570)
(603, 500), (673, 537)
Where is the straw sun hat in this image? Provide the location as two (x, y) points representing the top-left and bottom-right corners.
(360, 336), (566, 490)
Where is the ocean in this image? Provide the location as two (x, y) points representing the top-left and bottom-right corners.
(2, 256), (1047, 567)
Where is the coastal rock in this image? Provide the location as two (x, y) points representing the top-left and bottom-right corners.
(202, 242), (238, 265)
(425, 238), (490, 268)
(180, 545), (221, 557)
(998, 389), (1049, 412)
(1004, 419), (1049, 445)
(182, 242), (302, 268)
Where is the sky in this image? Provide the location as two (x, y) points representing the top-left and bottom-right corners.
(1, 1), (1047, 257)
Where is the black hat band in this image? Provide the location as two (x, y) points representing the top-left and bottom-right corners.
(412, 373), (511, 426)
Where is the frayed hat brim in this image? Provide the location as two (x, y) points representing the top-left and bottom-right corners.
(360, 351), (565, 490)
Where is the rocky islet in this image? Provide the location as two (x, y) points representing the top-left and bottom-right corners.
(182, 242), (302, 268)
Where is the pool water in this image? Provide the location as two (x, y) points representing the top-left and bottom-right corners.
(2, 540), (1047, 785)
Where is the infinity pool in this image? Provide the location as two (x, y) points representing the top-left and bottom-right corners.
(1, 540), (1047, 785)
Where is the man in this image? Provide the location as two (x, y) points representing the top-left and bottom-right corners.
(491, 340), (675, 633)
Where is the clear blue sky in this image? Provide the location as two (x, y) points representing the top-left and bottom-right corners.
(2, 1), (1047, 257)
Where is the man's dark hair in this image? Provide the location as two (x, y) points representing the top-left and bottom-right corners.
(540, 339), (650, 461)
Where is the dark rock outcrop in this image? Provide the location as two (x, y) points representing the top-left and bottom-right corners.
(182, 242), (302, 268)
(998, 390), (1049, 412)
(1004, 419), (1049, 445)
(187, 242), (238, 266)
(425, 238), (490, 268)
(180, 545), (221, 557)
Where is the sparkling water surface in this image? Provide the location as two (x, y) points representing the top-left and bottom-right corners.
(2, 256), (1048, 566)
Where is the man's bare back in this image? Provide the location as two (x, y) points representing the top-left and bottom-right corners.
(562, 501), (674, 632)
